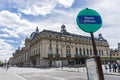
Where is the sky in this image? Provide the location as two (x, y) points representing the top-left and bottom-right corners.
(0, 0), (120, 62)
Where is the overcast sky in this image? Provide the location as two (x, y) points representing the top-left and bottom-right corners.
(0, 0), (120, 61)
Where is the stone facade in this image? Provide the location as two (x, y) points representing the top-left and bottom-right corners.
(11, 25), (110, 67)
(108, 43), (120, 63)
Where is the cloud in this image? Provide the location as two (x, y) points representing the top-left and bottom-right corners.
(51, 0), (120, 49)
(0, 39), (14, 61)
(0, 33), (9, 37)
(86, 0), (120, 49)
(0, 0), (120, 61)
(20, 0), (75, 16)
(0, 10), (38, 61)
(19, 0), (75, 16)
(19, 0), (57, 16)
(0, 10), (37, 38)
(5, 39), (17, 44)
(58, 0), (74, 8)
(1, 28), (19, 38)
(0, 0), (75, 16)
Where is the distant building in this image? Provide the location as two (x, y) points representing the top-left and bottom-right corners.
(109, 43), (120, 63)
(11, 25), (110, 67)
(8, 57), (13, 65)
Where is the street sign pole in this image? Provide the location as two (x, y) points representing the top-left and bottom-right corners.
(90, 32), (97, 55)
(76, 8), (104, 80)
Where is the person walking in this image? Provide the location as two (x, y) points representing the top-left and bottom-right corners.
(108, 62), (111, 72)
(105, 64), (108, 70)
(6, 65), (9, 71)
(117, 62), (120, 73)
(112, 62), (117, 72)
(104, 64), (108, 73)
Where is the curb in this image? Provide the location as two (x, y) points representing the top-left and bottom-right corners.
(56, 69), (120, 76)
(104, 73), (120, 76)
(55, 69), (86, 73)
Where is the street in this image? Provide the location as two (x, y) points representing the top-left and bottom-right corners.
(19, 70), (87, 80)
(0, 67), (120, 80)
(19, 70), (120, 80)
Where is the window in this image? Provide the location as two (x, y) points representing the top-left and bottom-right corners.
(99, 50), (101, 56)
(66, 45), (71, 56)
(75, 47), (78, 55)
(101, 50), (103, 55)
(79, 48), (82, 55)
(90, 49), (92, 55)
(87, 49), (89, 55)
(56, 48), (59, 54)
(49, 46), (52, 54)
(83, 48), (85, 55)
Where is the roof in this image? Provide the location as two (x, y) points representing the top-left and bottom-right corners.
(41, 29), (107, 42)
(28, 25), (107, 42)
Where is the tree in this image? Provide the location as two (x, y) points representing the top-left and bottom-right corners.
(0, 60), (3, 64)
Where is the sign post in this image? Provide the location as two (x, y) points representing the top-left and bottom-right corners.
(76, 8), (104, 80)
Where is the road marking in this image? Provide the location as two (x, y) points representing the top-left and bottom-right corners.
(42, 74), (51, 78)
(17, 74), (27, 80)
(42, 74), (65, 80)
(53, 76), (65, 80)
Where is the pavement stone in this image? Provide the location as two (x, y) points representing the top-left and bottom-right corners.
(0, 66), (120, 80)
(0, 67), (25, 80)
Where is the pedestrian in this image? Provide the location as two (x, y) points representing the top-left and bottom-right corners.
(6, 65), (9, 71)
(117, 62), (120, 73)
(108, 62), (111, 72)
(112, 62), (117, 72)
(104, 64), (107, 70)
(104, 64), (108, 73)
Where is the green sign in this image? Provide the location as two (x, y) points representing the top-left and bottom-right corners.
(76, 8), (102, 33)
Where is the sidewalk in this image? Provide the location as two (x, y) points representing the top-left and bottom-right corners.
(0, 67), (56, 80)
(55, 66), (120, 76)
(103, 69), (120, 76)
(0, 68), (25, 80)
(55, 67), (87, 73)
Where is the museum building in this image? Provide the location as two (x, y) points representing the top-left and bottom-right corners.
(11, 25), (110, 67)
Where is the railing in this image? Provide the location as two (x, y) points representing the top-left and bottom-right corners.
(66, 53), (71, 57)
(48, 53), (53, 58)
(55, 53), (60, 58)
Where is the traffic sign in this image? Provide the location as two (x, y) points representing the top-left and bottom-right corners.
(76, 8), (102, 33)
